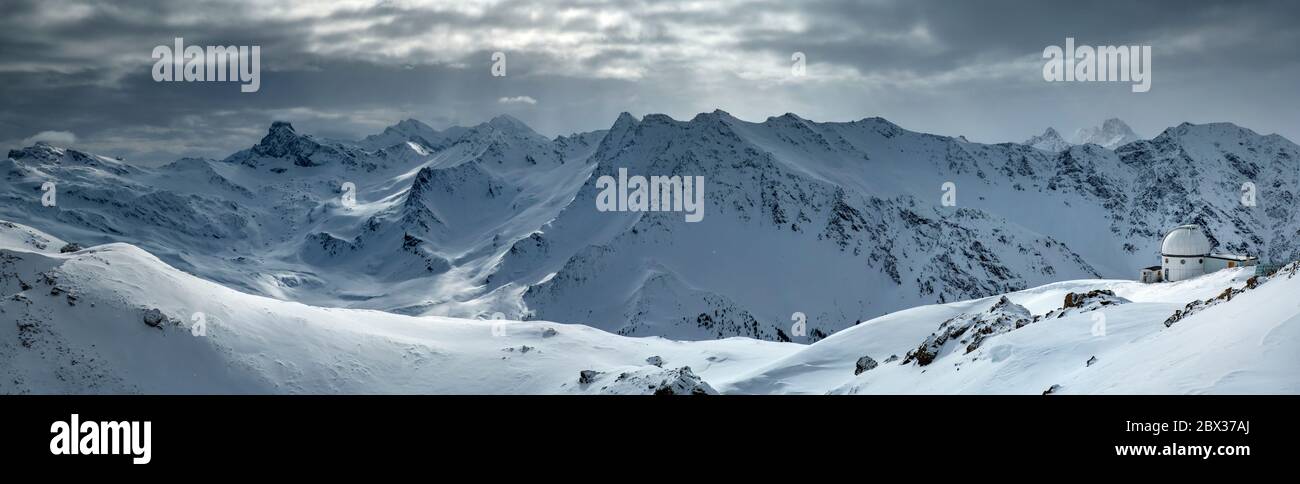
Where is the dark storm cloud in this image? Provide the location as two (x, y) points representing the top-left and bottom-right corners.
(1, 0), (1297, 164)
(769, 0), (1300, 76)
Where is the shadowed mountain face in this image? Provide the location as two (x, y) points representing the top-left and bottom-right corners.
(3, 112), (1297, 341)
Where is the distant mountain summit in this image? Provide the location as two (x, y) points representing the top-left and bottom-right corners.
(1071, 118), (1141, 149)
(1025, 119), (1142, 152)
(1024, 127), (1071, 152)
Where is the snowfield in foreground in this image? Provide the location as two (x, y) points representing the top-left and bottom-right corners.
(1, 220), (1296, 394)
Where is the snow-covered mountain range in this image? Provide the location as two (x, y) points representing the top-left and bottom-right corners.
(2, 111), (1299, 348)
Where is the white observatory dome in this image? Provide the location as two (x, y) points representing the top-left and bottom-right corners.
(1161, 224), (1212, 256)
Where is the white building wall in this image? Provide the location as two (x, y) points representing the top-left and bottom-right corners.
(1203, 258), (1230, 272)
(1163, 256), (1206, 282)
(1204, 257), (1258, 272)
(1196, 257), (1227, 271)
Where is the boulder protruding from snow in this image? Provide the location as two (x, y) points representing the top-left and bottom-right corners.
(645, 355), (664, 367)
(59, 243), (83, 253)
(142, 308), (168, 327)
(578, 370), (602, 384)
(854, 355), (878, 375)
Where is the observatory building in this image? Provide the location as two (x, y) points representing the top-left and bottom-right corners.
(1139, 224), (1258, 283)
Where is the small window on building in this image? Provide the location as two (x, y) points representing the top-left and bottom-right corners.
(1229, 261), (1236, 268)
(1199, 258), (1203, 264)
(1164, 258), (1168, 263)
(1180, 259), (1186, 265)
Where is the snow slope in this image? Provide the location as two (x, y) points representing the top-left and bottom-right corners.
(2, 220), (1295, 394)
(723, 264), (1300, 394)
(0, 221), (795, 394)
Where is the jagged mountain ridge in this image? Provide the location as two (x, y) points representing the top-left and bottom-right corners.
(492, 111), (1300, 341)
(1, 116), (604, 316)
(3, 111), (1298, 342)
(1024, 119), (1142, 152)
(496, 111), (1109, 340)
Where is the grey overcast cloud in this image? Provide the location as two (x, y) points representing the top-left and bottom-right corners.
(2, 0), (1298, 163)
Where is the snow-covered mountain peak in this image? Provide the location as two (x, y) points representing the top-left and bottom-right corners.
(593, 112), (642, 159)
(393, 118), (431, 131)
(611, 112), (639, 128)
(263, 120), (300, 142)
(359, 118), (444, 150)
(1072, 118), (1141, 149)
(691, 109), (738, 123)
(243, 121), (324, 159)
(221, 120), (392, 171)
(851, 116), (906, 138)
(484, 114), (538, 136)
(8, 141), (67, 162)
(382, 117), (439, 139)
(1024, 127), (1071, 152)
(765, 112), (805, 123)
(1127, 120), (1295, 161)
(1161, 121), (1263, 141)
(640, 113), (679, 126)
(7, 141), (133, 177)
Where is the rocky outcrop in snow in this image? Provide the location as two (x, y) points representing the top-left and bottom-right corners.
(902, 296), (1033, 366)
(1039, 289), (1129, 320)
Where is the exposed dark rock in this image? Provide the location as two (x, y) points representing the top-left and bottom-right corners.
(854, 355), (878, 375)
(1041, 289), (1129, 320)
(143, 308), (167, 327)
(903, 296), (1031, 366)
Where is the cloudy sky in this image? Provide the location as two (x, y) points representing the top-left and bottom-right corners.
(2, 0), (1298, 164)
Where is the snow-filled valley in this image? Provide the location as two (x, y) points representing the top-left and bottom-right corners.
(2, 111), (1299, 394)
